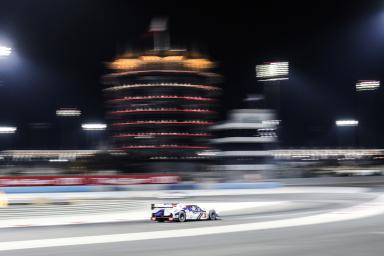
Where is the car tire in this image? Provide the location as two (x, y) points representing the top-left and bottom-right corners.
(178, 211), (186, 222)
(209, 210), (217, 220)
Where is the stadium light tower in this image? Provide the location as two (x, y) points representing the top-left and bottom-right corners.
(0, 126), (17, 134)
(356, 80), (380, 92)
(256, 61), (289, 114)
(81, 123), (107, 131)
(256, 61), (289, 82)
(56, 108), (81, 117)
(335, 119), (359, 127)
(335, 119), (359, 147)
(82, 123), (107, 149)
(0, 46), (12, 57)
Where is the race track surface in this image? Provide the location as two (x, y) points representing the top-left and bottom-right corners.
(1, 189), (383, 256)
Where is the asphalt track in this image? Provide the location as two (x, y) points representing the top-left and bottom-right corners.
(1, 189), (383, 256)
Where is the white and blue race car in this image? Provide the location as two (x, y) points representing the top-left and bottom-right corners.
(151, 203), (218, 222)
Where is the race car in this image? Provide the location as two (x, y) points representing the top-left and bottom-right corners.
(151, 203), (218, 222)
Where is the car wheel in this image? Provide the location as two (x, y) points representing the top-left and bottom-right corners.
(178, 211), (186, 222)
(209, 210), (217, 220)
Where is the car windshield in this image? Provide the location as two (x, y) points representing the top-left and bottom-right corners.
(192, 206), (200, 211)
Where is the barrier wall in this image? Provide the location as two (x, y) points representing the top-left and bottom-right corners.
(1, 182), (281, 194)
(0, 174), (179, 187)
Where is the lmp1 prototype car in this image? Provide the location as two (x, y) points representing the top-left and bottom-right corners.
(151, 203), (218, 222)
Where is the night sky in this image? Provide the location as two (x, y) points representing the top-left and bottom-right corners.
(0, 0), (383, 149)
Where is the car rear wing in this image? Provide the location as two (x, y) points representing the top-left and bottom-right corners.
(151, 203), (178, 210)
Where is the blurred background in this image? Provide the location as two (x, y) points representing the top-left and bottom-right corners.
(0, 0), (384, 182)
(2, 2), (384, 256)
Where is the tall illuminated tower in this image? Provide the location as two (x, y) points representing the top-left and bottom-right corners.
(103, 20), (220, 171)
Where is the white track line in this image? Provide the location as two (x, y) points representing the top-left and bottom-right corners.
(370, 232), (384, 235)
(0, 194), (384, 252)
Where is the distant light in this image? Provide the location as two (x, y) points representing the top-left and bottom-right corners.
(105, 83), (219, 91)
(0, 46), (11, 56)
(0, 126), (17, 134)
(110, 58), (141, 70)
(184, 59), (214, 69)
(197, 151), (218, 156)
(81, 123), (107, 131)
(356, 80), (380, 91)
(110, 108), (214, 115)
(56, 108), (81, 117)
(162, 56), (184, 61)
(109, 56), (213, 70)
(336, 120), (359, 127)
(256, 62), (289, 81)
(262, 120), (281, 126)
(140, 56), (162, 61)
(49, 159), (69, 163)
